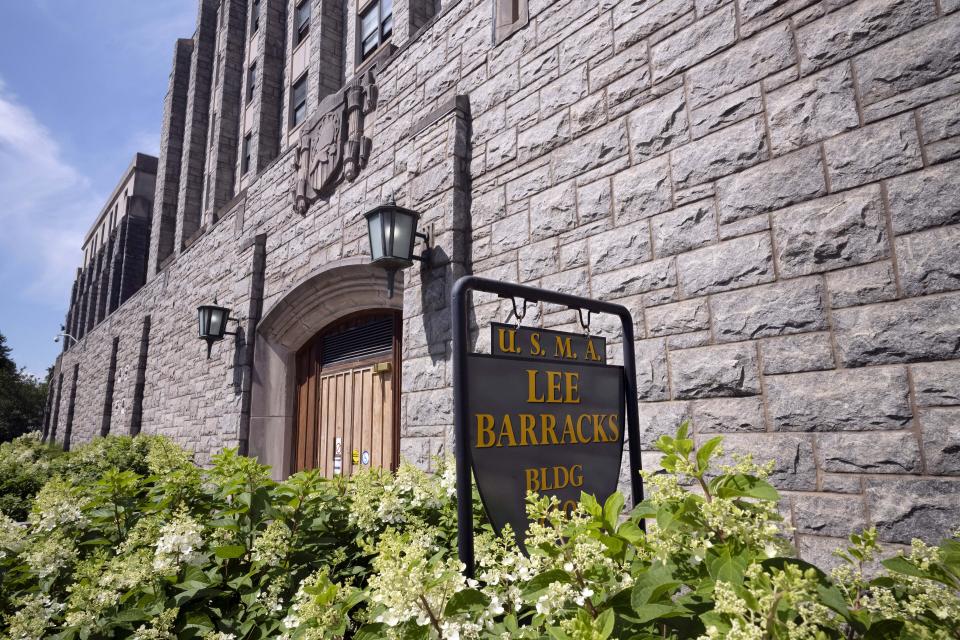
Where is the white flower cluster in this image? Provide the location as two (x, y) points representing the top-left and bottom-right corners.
(29, 478), (88, 532)
(252, 520), (291, 566)
(152, 513), (204, 573)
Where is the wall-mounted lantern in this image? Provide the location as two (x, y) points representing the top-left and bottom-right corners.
(364, 194), (432, 298)
(197, 299), (238, 358)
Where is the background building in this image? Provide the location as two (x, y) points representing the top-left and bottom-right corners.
(47, 0), (960, 564)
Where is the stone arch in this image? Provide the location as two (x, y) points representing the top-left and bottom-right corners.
(248, 257), (403, 478)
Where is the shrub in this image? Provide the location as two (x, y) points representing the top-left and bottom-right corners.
(0, 426), (957, 639)
(0, 434), (63, 521)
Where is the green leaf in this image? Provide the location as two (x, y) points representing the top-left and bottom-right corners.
(354, 623), (388, 640)
(631, 603), (685, 624)
(580, 492), (602, 518)
(523, 569), (572, 599)
(706, 547), (747, 585)
(213, 545), (247, 559)
(696, 436), (723, 473)
(598, 608), (615, 639)
(443, 588), (490, 616)
(603, 492), (625, 532)
(713, 474), (779, 501)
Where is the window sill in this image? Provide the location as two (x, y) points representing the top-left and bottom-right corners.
(355, 41), (395, 76)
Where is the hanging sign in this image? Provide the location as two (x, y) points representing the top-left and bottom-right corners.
(467, 324), (624, 546)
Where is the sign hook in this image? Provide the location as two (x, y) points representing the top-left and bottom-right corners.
(577, 308), (592, 336)
(509, 297), (529, 328)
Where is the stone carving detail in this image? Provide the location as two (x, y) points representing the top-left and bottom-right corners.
(292, 70), (378, 215)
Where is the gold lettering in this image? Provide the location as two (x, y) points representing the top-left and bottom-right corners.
(540, 414), (559, 444)
(575, 414), (591, 443)
(562, 499), (577, 515)
(554, 336), (577, 359)
(526, 369), (545, 403)
(561, 415), (577, 444)
(546, 371), (563, 403)
(525, 468), (540, 493)
(607, 413), (620, 441)
(592, 414), (609, 443)
(498, 327), (521, 354)
(497, 414), (518, 447)
(476, 414), (495, 448)
(519, 414), (538, 446)
(552, 465), (570, 489)
(530, 332), (545, 356)
(570, 464), (584, 487)
(585, 339), (602, 362)
(564, 372), (580, 403)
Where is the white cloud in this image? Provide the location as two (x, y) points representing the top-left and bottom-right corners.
(0, 76), (101, 304)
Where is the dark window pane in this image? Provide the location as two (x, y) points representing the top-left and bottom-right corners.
(292, 75), (308, 127)
(251, 0), (260, 32)
(360, 5), (378, 39)
(295, 0), (311, 43)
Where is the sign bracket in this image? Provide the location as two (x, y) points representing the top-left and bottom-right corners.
(453, 276), (644, 577)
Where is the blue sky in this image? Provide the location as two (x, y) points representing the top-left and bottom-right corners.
(0, 0), (195, 376)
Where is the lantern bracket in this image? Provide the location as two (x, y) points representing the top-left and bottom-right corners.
(410, 223), (434, 263)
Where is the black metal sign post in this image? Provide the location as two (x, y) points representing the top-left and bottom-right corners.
(452, 276), (643, 577)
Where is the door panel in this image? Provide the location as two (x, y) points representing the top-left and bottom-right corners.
(292, 311), (399, 477)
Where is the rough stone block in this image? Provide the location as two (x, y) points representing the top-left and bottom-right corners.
(912, 361), (960, 407)
(821, 474), (863, 494)
(766, 366), (912, 431)
(719, 214), (771, 240)
(715, 145), (826, 224)
(613, 156), (673, 224)
(518, 238), (559, 282)
(863, 72), (960, 124)
(670, 342), (761, 399)
(833, 294), (960, 367)
(817, 432), (921, 473)
(866, 478), (960, 543)
(677, 232), (775, 296)
(854, 14), (960, 106)
(517, 110), (571, 163)
(919, 93), (960, 146)
(578, 178), (613, 224)
(650, 5), (736, 82)
(593, 256), (677, 299)
(651, 200), (717, 257)
(404, 388), (453, 427)
(627, 88), (689, 162)
(529, 181), (577, 241)
(687, 22), (795, 108)
(636, 337), (670, 401)
(796, 0), (937, 74)
(646, 298), (710, 336)
(767, 64), (859, 155)
(614, 0), (696, 49)
(693, 396), (766, 432)
(490, 211), (529, 251)
(553, 119), (629, 183)
(886, 159), (960, 235)
(711, 277), (828, 343)
(772, 185), (889, 278)
(761, 331), (835, 375)
(792, 494), (867, 537)
(589, 223), (651, 274)
(824, 113), (923, 191)
(665, 329), (712, 350)
(920, 408), (960, 474)
(671, 116), (767, 189)
(826, 261), (898, 309)
(715, 433), (816, 490)
(895, 226), (960, 297)
(689, 84), (762, 139)
(637, 399), (691, 448)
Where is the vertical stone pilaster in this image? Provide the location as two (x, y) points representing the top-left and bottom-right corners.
(63, 364), (79, 451)
(238, 233), (267, 456)
(119, 197), (152, 304)
(311, 0), (344, 104)
(106, 221), (125, 314)
(175, 0), (218, 252)
(205, 0), (248, 224)
(251, 0), (287, 172)
(130, 315), (152, 436)
(148, 38), (194, 277)
(101, 338), (120, 437)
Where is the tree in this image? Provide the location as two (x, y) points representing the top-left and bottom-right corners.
(0, 332), (49, 442)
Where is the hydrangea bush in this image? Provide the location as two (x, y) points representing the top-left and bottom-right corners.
(0, 425), (957, 639)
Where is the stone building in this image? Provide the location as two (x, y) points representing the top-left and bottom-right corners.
(47, 0), (960, 562)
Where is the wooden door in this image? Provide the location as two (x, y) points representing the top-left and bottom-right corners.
(292, 312), (399, 476)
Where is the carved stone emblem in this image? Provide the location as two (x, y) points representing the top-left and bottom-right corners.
(292, 70), (378, 215)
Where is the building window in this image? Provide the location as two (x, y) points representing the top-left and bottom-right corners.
(493, 0), (528, 44)
(291, 74), (308, 128)
(242, 133), (252, 174)
(360, 0), (393, 61)
(251, 0), (260, 34)
(294, 0), (311, 46)
(209, 112), (217, 148)
(247, 62), (257, 103)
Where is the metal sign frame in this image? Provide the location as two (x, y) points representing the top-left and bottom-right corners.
(452, 276), (643, 577)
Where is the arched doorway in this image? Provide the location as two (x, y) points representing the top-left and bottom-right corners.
(292, 310), (401, 475)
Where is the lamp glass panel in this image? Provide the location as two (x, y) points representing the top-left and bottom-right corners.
(367, 211), (384, 260)
(198, 308), (210, 337)
(209, 308), (226, 338)
(391, 210), (415, 261)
